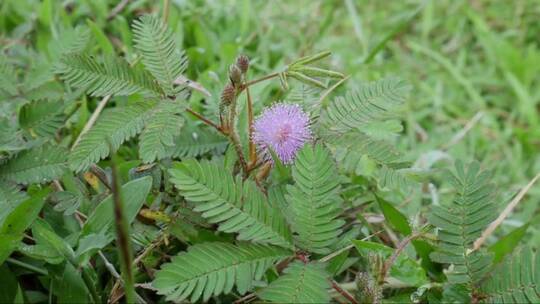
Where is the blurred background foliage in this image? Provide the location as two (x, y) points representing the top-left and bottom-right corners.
(1, 0), (539, 267)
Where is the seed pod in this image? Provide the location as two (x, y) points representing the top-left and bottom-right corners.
(287, 71), (327, 89)
(228, 64), (242, 86)
(297, 66), (345, 79)
(236, 55), (249, 74)
(290, 50), (331, 67)
(220, 83), (235, 106)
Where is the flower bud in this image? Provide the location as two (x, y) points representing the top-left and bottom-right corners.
(220, 83), (235, 106)
(236, 55), (249, 74)
(228, 64), (242, 86)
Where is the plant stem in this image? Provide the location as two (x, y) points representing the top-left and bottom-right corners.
(331, 280), (359, 304)
(162, 0), (170, 23)
(6, 258), (48, 276)
(472, 173), (540, 251)
(240, 72), (280, 91)
(317, 75), (350, 107)
(107, 0), (129, 21)
(90, 164), (113, 191)
(246, 86), (257, 167)
(186, 107), (227, 135)
(110, 149), (136, 304)
(228, 95), (248, 175)
(379, 232), (422, 284)
(81, 267), (101, 304)
(72, 95), (111, 149)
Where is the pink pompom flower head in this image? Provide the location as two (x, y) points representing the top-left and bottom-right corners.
(253, 103), (311, 165)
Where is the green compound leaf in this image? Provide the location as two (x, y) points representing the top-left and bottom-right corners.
(132, 15), (188, 94)
(0, 145), (67, 184)
(57, 54), (164, 97)
(322, 77), (410, 134)
(153, 242), (292, 303)
(139, 101), (184, 163)
(69, 101), (156, 172)
(258, 261), (331, 303)
(286, 144), (344, 254)
(480, 246), (540, 303)
(169, 159), (293, 248)
(428, 160), (496, 289)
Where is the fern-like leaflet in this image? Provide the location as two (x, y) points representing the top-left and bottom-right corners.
(19, 100), (65, 138)
(258, 261), (331, 303)
(319, 78), (414, 190)
(0, 145), (67, 184)
(132, 15), (188, 94)
(321, 77), (410, 133)
(153, 242), (292, 302)
(480, 246), (540, 303)
(169, 159), (293, 248)
(139, 101), (185, 163)
(428, 161), (496, 289)
(57, 54), (164, 97)
(0, 55), (18, 96)
(286, 144), (344, 254)
(0, 181), (28, 224)
(167, 123), (228, 158)
(329, 131), (403, 165)
(69, 101), (156, 172)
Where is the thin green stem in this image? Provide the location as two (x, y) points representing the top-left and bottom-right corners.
(81, 267), (101, 304)
(228, 94), (248, 175)
(6, 258), (48, 276)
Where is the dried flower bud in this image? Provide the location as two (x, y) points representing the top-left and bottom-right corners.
(228, 64), (242, 86)
(220, 83), (235, 106)
(356, 272), (382, 304)
(236, 55), (250, 74)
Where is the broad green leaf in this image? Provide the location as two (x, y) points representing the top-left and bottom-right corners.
(489, 224), (529, 264)
(75, 233), (110, 265)
(87, 19), (114, 54)
(376, 196), (411, 235)
(0, 181), (28, 225)
(80, 176), (152, 240)
(0, 188), (50, 264)
(18, 243), (64, 264)
(31, 218), (75, 262)
(0, 264), (20, 304)
(353, 240), (427, 287)
(51, 263), (89, 303)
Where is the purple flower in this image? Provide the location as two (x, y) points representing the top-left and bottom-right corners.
(253, 103), (311, 164)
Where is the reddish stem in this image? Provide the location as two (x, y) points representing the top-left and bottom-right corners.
(186, 107), (227, 135)
(331, 280), (359, 304)
(246, 86), (257, 166)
